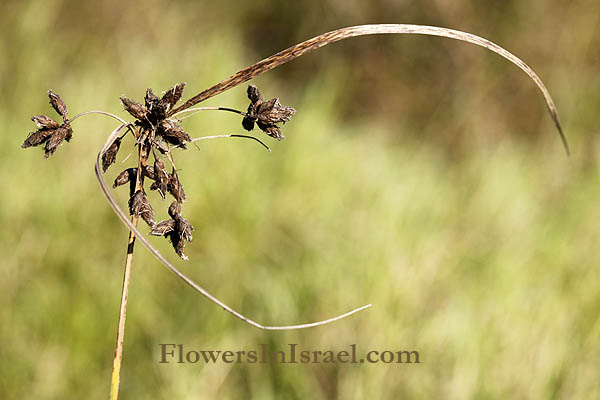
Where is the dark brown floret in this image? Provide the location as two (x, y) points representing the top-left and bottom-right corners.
(158, 83), (186, 113)
(120, 97), (147, 120)
(128, 190), (154, 227)
(174, 214), (193, 242)
(101, 137), (122, 172)
(113, 168), (137, 188)
(168, 201), (181, 218)
(44, 124), (72, 158)
(31, 115), (60, 130)
(149, 219), (176, 236)
(158, 119), (190, 148)
(142, 164), (155, 180)
(169, 233), (188, 260)
(22, 128), (55, 148)
(150, 158), (169, 199)
(48, 90), (68, 120)
(167, 170), (186, 202)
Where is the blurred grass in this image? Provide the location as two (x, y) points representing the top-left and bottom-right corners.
(1, 0), (599, 399)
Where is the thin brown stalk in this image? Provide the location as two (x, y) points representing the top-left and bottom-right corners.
(96, 126), (371, 330)
(108, 125), (147, 400)
(172, 24), (569, 154)
(189, 134), (272, 152)
(172, 107), (248, 120)
(109, 218), (137, 400)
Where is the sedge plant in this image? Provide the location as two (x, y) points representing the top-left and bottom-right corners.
(20, 24), (568, 399)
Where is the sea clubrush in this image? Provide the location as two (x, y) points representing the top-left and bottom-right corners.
(20, 24), (569, 400)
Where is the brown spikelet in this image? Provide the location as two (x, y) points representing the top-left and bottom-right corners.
(150, 158), (169, 199)
(102, 137), (122, 172)
(170, 233), (188, 260)
(120, 97), (147, 120)
(113, 168), (137, 188)
(22, 129), (55, 148)
(31, 115), (60, 130)
(158, 83), (186, 113)
(168, 201), (181, 218)
(158, 120), (190, 148)
(48, 90), (68, 120)
(256, 98), (296, 125)
(168, 170), (186, 202)
(149, 219), (176, 236)
(145, 88), (159, 109)
(174, 214), (193, 242)
(44, 124), (72, 158)
(242, 85), (295, 140)
(129, 190), (154, 227)
(142, 165), (155, 180)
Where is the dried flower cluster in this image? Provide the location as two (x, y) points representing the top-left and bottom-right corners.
(22, 90), (73, 158)
(23, 83), (296, 259)
(242, 85), (296, 140)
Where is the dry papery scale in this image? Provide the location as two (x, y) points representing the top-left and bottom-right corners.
(21, 24), (568, 399)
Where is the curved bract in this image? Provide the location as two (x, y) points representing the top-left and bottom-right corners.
(173, 24), (569, 154)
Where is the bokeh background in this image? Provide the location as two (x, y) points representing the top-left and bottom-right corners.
(1, 0), (599, 398)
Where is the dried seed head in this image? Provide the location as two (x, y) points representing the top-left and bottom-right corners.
(168, 170), (186, 202)
(44, 124), (72, 158)
(168, 201), (181, 218)
(149, 219), (176, 236)
(159, 83), (186, 113)
(113, 168), (137, 188)
(101, 137), (122, 172)
(120, 97), (147, 120)
(242, 85), (295, 140)
(31, 115), (60, 130)
(158, 119), (191, 148)
(129, 190), (154, 227)
(48, 90), (68, 120)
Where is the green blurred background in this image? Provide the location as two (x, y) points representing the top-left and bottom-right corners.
(1, 0), (599, 398)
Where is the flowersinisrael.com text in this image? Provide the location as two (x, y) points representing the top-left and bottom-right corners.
(159, 344), (420, 364)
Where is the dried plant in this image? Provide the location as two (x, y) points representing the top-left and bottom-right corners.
(21, 24), (568, 399)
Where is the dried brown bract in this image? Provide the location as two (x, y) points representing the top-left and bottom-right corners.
(129, 190), (154, 227)
(23, 91), (74, 158)
(242, 85), (296, 140)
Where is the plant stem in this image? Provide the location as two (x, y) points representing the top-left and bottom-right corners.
(109, 136), (147, 400)
(109, 219), (138, 400)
